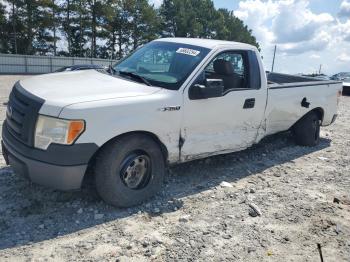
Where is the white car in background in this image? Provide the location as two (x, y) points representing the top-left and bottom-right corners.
(331, 72), (350, 94)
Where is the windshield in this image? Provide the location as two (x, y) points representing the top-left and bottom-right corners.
(113, 41), (211, 90)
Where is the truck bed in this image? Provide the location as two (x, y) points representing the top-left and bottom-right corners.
(264, 72), (342, 137)
(267, 72), (339, 87)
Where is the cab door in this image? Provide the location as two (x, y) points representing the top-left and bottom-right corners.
(180, 50), (267, 161)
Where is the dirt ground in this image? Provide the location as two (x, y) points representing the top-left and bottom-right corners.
(0, 75), (349, 262)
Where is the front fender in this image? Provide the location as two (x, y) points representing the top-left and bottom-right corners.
(59, 90), (183, 163)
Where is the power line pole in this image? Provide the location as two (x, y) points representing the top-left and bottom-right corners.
(271, 45), (277, 72)
(319, 64), (322, 74)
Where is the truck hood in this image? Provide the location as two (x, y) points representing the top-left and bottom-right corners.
(20, 70), (162, 109)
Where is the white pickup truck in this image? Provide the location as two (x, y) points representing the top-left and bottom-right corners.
(2, 38), (342, 207)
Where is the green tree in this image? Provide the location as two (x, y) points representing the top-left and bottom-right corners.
(3, 0), (33, 54)
(21, 0), (39, 54)
(101, 0), (158, 59)
(159, 0), (259, 49)
(127, 0), (159, 50)
(2, 0), (60, 55)
(0, 2), (10, 53)
(3, 0), (25, 54)
(59, 0), (89, 57)
(159, 0), (217, 38)
(60, 0), (72, 54)
(70, 0), (90, 56)
(159, 0), (187, 37)
(48, 0), (61, 56)
(86, 0), (106, 57)
(33, 0), (61, 55)
(1, 0), (259, 57)
(216, 9), (259, 49)
(102, 0), (129, 59)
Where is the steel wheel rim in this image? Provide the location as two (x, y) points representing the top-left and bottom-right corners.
(120, 152), (152, 190)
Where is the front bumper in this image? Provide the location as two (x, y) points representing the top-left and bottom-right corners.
(2, 122), (98, 190)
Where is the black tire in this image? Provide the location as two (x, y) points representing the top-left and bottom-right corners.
(292, 111), (320, 146)
(94, 134), (165, 207)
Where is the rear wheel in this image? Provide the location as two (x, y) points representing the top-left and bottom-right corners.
(292, 111), (321, 146)
(95, 134), (165, 207)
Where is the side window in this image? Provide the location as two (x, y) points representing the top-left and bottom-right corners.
(204, 51), (249, 92)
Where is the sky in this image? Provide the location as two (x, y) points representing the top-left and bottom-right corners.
(151, 0), (350, 75)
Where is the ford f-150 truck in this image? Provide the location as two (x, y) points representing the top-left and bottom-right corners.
(1, 38), (342, 207)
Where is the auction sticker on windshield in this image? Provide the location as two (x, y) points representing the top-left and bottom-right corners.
(176, 48), (201, 56)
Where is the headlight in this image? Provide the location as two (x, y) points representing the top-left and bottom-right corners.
(34, 115), (85, 150)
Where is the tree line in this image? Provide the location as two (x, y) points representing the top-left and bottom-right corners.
(0, 0), (259, 59)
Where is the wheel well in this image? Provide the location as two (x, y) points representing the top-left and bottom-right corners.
(85, 131), (169, 179)
(311, 107), (324, 123)
(291, 107), (324, 131)
(298, 107), (324, 123)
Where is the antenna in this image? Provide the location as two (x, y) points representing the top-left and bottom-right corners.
(271, 45), (277, 72)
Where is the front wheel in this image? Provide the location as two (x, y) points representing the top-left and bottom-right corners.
(292, 111), (321, 146)
(94, 134), (165, 207)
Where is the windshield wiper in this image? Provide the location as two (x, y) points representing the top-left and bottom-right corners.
(118, 71), (152, 86)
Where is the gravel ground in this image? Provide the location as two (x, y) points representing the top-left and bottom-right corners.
(0, 75), (349, 262)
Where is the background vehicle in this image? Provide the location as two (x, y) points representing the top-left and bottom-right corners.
(1, 38), (342, 207)
(331, 72), (350, 94)
(55, 64), (107, 72)
(301, 73), (330, 81)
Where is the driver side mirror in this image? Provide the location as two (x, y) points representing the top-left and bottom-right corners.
(189, 79), (224, 100)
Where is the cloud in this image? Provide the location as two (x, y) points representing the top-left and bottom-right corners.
(278, 30), (332, 54)
(310, 54), (320, 59)
(234, 0), (337, 55)
(234, 0), (278, 48)
(149, 0), (163, 8)
(272, 0), (334, 44)
(234, 0), (350, 74)
(337, 53), (350, 62)
(339, 0), (350, 17)
(337, 19), (350, 42)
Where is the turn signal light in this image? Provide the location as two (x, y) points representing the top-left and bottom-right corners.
(67, 121), (85, 144)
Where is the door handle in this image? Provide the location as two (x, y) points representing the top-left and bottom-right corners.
(243, 98), (255, 109)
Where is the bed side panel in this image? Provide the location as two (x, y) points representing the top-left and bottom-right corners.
(265, 82), (341, 136)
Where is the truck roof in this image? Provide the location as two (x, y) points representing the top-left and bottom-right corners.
(155, 37), (256, 50)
